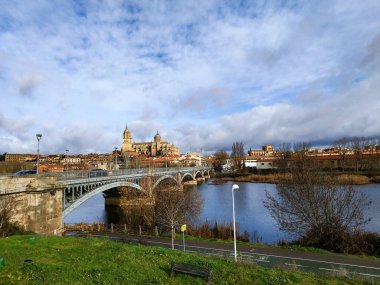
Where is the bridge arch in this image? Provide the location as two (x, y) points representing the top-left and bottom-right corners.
(181, 172), (195, 182)
(152, 175), (180, 191)
(63, 181), (146, 219)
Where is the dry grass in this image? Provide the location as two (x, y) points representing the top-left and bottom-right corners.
(219, 173), (372, 185)
(227, 174), (289, 183)
(370, 176), (380, 183)
(335, 174), (370, 185)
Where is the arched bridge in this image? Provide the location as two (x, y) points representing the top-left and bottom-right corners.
(0, 166), (212, 235)
(61, 167), (212, 218)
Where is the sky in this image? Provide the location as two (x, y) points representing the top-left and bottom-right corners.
(1, 0), (380, 155)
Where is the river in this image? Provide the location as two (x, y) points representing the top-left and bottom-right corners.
(64, 181), (380, 245)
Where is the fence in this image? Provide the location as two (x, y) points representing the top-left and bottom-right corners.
(64, 223), (160, 237)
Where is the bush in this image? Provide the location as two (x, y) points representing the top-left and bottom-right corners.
(296, 230), (380, 257)
(187, 219), (250, 242)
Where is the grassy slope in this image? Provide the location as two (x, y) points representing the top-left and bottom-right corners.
(0, 235), (376, 285)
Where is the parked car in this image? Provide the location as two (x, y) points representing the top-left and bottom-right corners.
(88, 169), (108, 177)
(15, 170), (37, 175)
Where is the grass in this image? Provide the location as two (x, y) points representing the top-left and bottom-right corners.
(175, 233), (380, 260)
(0, 235), (378, 285)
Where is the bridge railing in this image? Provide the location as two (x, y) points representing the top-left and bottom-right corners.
(1, 166), (212, 181)
(56, 166), (212, 181)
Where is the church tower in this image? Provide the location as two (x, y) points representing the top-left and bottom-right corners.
(121, 123), (133, 153)
(154, 131), (161, 142)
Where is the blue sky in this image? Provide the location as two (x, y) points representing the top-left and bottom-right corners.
(1, 0), (380, 155)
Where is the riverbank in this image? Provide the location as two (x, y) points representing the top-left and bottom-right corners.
(211, 173), (380, 185)
(0, 235), (377, 284)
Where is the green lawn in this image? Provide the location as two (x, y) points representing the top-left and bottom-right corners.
(0, 235), (377, 285)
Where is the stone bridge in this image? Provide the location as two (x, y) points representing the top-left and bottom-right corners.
(0, 167), (212, 235)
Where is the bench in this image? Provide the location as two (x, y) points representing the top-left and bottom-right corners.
(171, 262), (213, 284)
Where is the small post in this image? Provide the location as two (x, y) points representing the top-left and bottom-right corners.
(155, 226), (158, 237)
(139, 225), (142, 236)
(97, 223), (100, 232)
(81, 223), (84, 231)
(124, 224), (127, 234)
(111, 223), (114, 232)
(181, 224), (186, 252)
(182, 231), (185, 252)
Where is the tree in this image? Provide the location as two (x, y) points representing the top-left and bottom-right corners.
(155, 182), (203, 249)
(264, 167), (372, 252)
(334, 137), (349, 171)
(212, 150), (229, 172)
(292, 142), (313, 170)
(350, 136), (367, 172)
(231, 142), (245, 171)
(275, 143), (292, 173)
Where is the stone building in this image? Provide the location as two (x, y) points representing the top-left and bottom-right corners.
(121, 124), (179, 157)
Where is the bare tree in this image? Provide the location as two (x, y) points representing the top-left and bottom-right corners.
(334, 137), (350, 172)
(350, 136), (367, 171)
(264, 168), (372, 251)
(231, 142), (245, 171)
(155, 183), (203, 249)
(275, 143), (292, 173)
(212, 150), (229, 172)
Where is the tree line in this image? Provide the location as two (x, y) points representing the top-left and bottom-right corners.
(212, 136), (380, 173)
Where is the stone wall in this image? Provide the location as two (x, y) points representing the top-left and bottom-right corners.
(0, 176), (63, 235)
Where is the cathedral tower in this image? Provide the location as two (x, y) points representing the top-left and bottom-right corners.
(121, 123), (133, 153)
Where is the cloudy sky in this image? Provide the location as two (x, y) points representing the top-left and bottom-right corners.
(1, 0), (380, 155)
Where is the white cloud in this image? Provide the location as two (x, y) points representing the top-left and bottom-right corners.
(0, 0), (379, 154)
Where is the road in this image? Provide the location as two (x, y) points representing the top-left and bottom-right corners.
(65, 231), (380, 282)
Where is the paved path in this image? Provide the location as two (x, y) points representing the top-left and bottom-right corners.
(65, 231), (380, 282)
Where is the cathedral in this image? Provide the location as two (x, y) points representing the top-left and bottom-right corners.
(121, 124), (180, 157)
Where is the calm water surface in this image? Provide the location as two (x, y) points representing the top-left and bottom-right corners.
(64, 181), (380, 245)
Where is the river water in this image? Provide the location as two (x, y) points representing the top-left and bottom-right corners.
(64, 181), (380, 245)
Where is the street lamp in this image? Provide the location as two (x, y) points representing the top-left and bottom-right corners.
(36, 134), (42, 174)
(232, 184), (239, 262)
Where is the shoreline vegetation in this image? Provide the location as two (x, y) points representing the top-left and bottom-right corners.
(210, 173), (380, 185)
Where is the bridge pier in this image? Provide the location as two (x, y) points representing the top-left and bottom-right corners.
(0, 177), (63, 236)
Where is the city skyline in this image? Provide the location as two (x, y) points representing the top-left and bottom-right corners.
(1, 1), (380, 155)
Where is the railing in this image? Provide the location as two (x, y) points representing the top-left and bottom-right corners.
(64, 223), (161, 237)
(57, 166), (212, 181)
(1, 166), (212, 180)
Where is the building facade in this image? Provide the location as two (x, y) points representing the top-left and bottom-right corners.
(121, 124), (180, 157)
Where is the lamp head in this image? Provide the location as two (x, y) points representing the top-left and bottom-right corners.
(232, 184), (239, 190)
(36, 134), (42, 140)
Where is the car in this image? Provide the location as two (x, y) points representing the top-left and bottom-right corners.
(88, 169), (108, 177)
(15, 170), (37, 175)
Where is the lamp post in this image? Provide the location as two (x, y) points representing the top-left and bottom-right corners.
(232, 184), (239, 262)
(36, 134), (42, 174)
